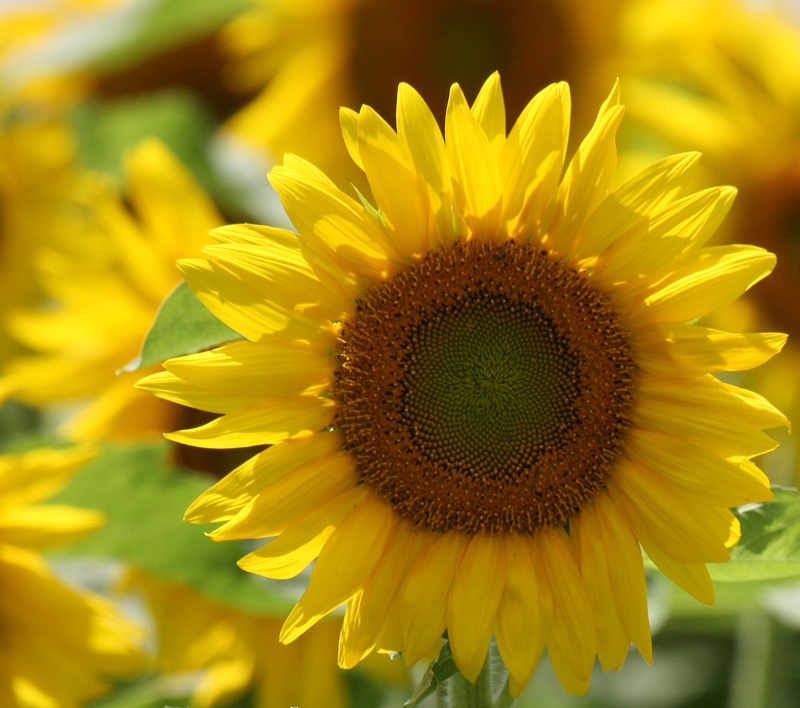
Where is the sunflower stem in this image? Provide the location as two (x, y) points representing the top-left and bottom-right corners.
(442, 657), (493, 708)
(491, 677), (518, 708)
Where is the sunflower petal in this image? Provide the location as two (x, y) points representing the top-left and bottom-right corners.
(445, 83), (504, 238)
(281, 495), (395, 642)
(164, 396), (335, 449)
(448, 533), (507, 681)
(471, 72), (506, 157)
(399, 532), (468, 666)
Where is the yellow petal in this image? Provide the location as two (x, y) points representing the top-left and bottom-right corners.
(358, 104), (430, 255)
(593, 186), (736, 287)
(576, 505), (629, 672)
(609, 458), (732, 564)
(641, 534), (714, 605)
(594, 494), (652, 664)
(269, 166), (400, 276)
(622, 245), (776, 324)
(636, 373), (789, 431)
(178, 258), (334, 346)
(630, 394), (779, 460)
(447, 533), (507, 682)
(163, 339), (335, 399)
(396, 82), (454, 246)
(136, 371), (262, 414)
(399, 531), (468, 666)
(445, 83), (503, 239)
(339, 106), (364, 170)
(575, 152), (701, 261)
(164, 396), (335, 449)
(471, 72), (506, 158)
(203, 242), (352, 323)
(0, 446), (95, 507)
(500, 82), (569, 231)
(339, 520), (422, 668)
(238, 486), (368, 579)
(536, 527), (596, 695)
(0, 505), (104, 549)
(547, 82), (625, 256)
(184, 431), (343, 523)
(211, 451), (358, 539)
(281, 494), (395, 642)
(632, 322), (787, 377)
(494, 533), (549, 696)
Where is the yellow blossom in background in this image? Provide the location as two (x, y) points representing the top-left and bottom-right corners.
(123, 569), (348, 708)
(2, 139), (222, 442)
(0, 117), (93, 372)
(139, 75), (786, 696)
(0, 446), (144, 707)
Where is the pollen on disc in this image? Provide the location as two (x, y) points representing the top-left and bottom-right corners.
(333, 239), (635, 533)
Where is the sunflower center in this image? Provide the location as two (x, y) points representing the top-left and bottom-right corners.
(333, 239), (635, 533)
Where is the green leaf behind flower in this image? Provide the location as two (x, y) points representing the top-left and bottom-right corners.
(709, 487), (800, 582)
(124, 280), (243, 371)
(47, 441), (293, 616)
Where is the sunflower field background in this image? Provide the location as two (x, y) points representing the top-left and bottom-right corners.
(2, 1), (800, 707)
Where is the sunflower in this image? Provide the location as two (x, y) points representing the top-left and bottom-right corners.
(0, 446), (145, 707)
(123, 569), (348, 708)
(139, 75), (787, 696)
(2, 138), (222, 442)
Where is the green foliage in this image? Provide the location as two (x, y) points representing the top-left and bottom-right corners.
(125, 280), (242, 371)
(72, 89), (216, 189)
(404, 642), (459, 708)
(709, 487), (800, 582)
(48, 441), (293, 616)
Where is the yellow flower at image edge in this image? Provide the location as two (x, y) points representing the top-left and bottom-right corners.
(0, 448), (144, 707)
(138, 74), (788, 697)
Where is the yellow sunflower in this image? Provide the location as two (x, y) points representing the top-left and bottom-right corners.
(3, 138), (222, 442)
(123, 569), (348, 708)
(0, 446), (145, 707)
(139, 74), (787, 696)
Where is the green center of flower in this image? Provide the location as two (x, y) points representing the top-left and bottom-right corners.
(404, 291), (581, 475)
(334, 239), (635, 533)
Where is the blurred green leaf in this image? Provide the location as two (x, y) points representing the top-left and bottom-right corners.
(48, 441), (292, 616)
(404, 641), (458, 708)
(72, 89), (216, 187)
(124, 280), (242, 371)
(710, 487), (800, 582)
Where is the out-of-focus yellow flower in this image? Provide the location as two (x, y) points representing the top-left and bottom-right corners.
(0, 119), (91, 372)
(124, 569), (349, 708)
(2, 139), (222, 442)
(221, 0), (622, 185)
(0, 446), (145, 707)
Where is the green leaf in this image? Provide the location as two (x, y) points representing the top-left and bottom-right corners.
(72, 89), (216, 189)
(47, 442), (293, 616)
(709, 487), (800, 582)
(124, 280), (243, 371)
(404, 641), (459, 708)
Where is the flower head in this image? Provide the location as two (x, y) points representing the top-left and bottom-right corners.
(139, 74), (787, 696)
